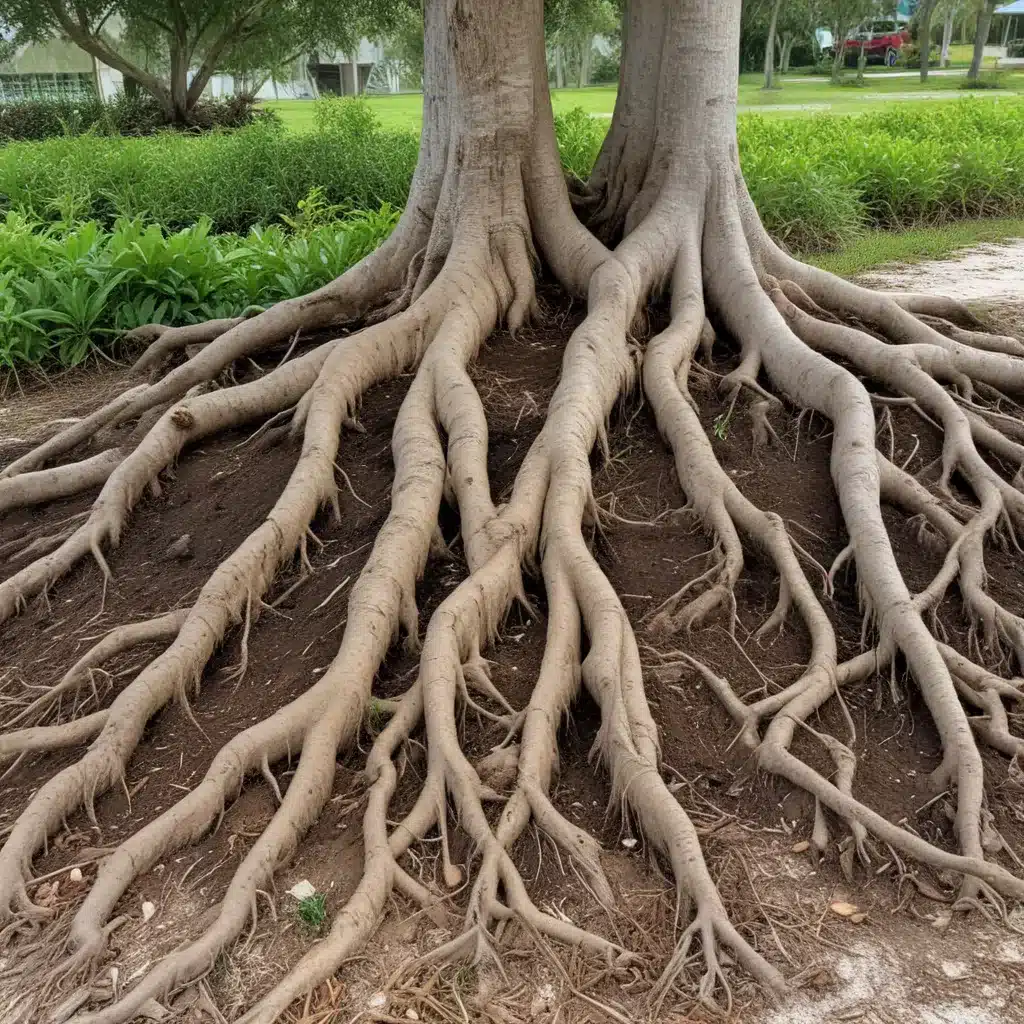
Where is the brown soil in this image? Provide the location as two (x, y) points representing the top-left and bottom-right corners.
(1, 275), (1023, 1024)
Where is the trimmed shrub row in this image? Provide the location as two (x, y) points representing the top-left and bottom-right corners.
(0, 94), (274, 143)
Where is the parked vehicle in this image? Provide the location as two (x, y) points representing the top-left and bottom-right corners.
(842, 20), (912, 66)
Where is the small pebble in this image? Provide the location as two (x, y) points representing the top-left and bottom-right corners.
(68, 867), (83, 884)
(164, 534), (193, 560)
(141, 901), (156, 922)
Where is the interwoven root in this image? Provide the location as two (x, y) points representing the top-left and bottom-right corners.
(2, 1), (1024, 1020)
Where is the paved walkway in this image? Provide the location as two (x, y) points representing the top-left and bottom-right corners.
(785, 69), (966, 83)
(738, 91), (973, 114)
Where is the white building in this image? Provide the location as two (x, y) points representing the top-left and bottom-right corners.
(0, 36), (399, 104)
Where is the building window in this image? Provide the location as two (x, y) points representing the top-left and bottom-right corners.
(0, 73), (96, 102)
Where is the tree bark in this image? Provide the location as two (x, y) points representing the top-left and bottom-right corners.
(763, 0), (783, 89)
(781, 33), (794, 73)
(831, 40), (847, 83)
(168, 39), (190, 122)
(941, 6), (954, 67)
(969, 0), (996, 80)
(919, 0), (937, 83)
(579, 34), (594, 86)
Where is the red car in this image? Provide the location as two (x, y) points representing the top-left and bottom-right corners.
(843, 20), (911, 66)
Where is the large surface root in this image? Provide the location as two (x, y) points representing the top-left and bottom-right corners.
(3, 9), (1024, 1019)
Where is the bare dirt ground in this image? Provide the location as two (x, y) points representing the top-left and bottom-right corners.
(1, 246), (1023, 1023)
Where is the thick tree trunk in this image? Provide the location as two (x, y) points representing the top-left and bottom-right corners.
(168, 37), (191, 122)
(763, 0), (783, 88)
(969, 1), (995, 80)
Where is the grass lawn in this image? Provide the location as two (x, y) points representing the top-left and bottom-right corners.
(803, 217), (1024, 277)
(267, 67), (1024, 132)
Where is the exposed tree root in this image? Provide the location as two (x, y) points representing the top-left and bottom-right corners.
(2, 609), (189, 731)
(2, 1), (1024, 1021)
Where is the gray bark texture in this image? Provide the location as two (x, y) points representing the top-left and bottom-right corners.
(764, 0), (784, 88)
(919, 0), (937, 82)
(969, 0), (997, 79)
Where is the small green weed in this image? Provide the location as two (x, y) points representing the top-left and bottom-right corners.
(366, 698), (388, 734)
(713, 412), (732, 441)
(296, 892), (328, 932)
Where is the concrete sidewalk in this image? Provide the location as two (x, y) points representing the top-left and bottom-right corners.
(785, 69), (966, 83)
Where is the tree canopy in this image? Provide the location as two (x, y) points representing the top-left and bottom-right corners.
(0, 0), (408, 118)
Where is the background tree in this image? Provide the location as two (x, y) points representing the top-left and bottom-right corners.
(743, 0), (811, 77)
(939, 0), (961, 66)
(0, 0), (405, 122)
(763, 0), (785, 88)
(776, 0), (819, 72)
(916, 0), (938, 81)
(545, 0), (619, 88)
(968, 0), (998, 79)
(381, 4), (425, 91)
(817, 0), (886, 81)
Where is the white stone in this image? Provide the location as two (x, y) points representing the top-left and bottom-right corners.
(287, 879), (316, 900)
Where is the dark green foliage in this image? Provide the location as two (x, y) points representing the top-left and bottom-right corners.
(959, 74), (1006, 90)
(0, 201), (398, 370)
(0, 101), (416, 233)
(590, 45), (621, 84)
(0, 94), (274, 143)
(5, 98), (1024, 369)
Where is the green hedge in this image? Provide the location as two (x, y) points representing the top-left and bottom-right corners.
(4, 97), (1024, 369)
(0, 102), (417, 234)
(739, 101), (1024, 249)
(0, 94), (274, 143)
(4, 97), (1022, 251)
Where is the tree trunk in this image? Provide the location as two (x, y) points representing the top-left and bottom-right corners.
(831, 40), (846, 83)
(856, 40), (867, 83)
(555, 42), (565, 88)
(969, 1), (995, 80)
(168, 36), (191, 122)
(941, 6), (954, 67)
(763, 0), (783, 89)
(919, 0), (937, 83)
(781, 33), (794, 73)
(579, 34), (593, 86)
